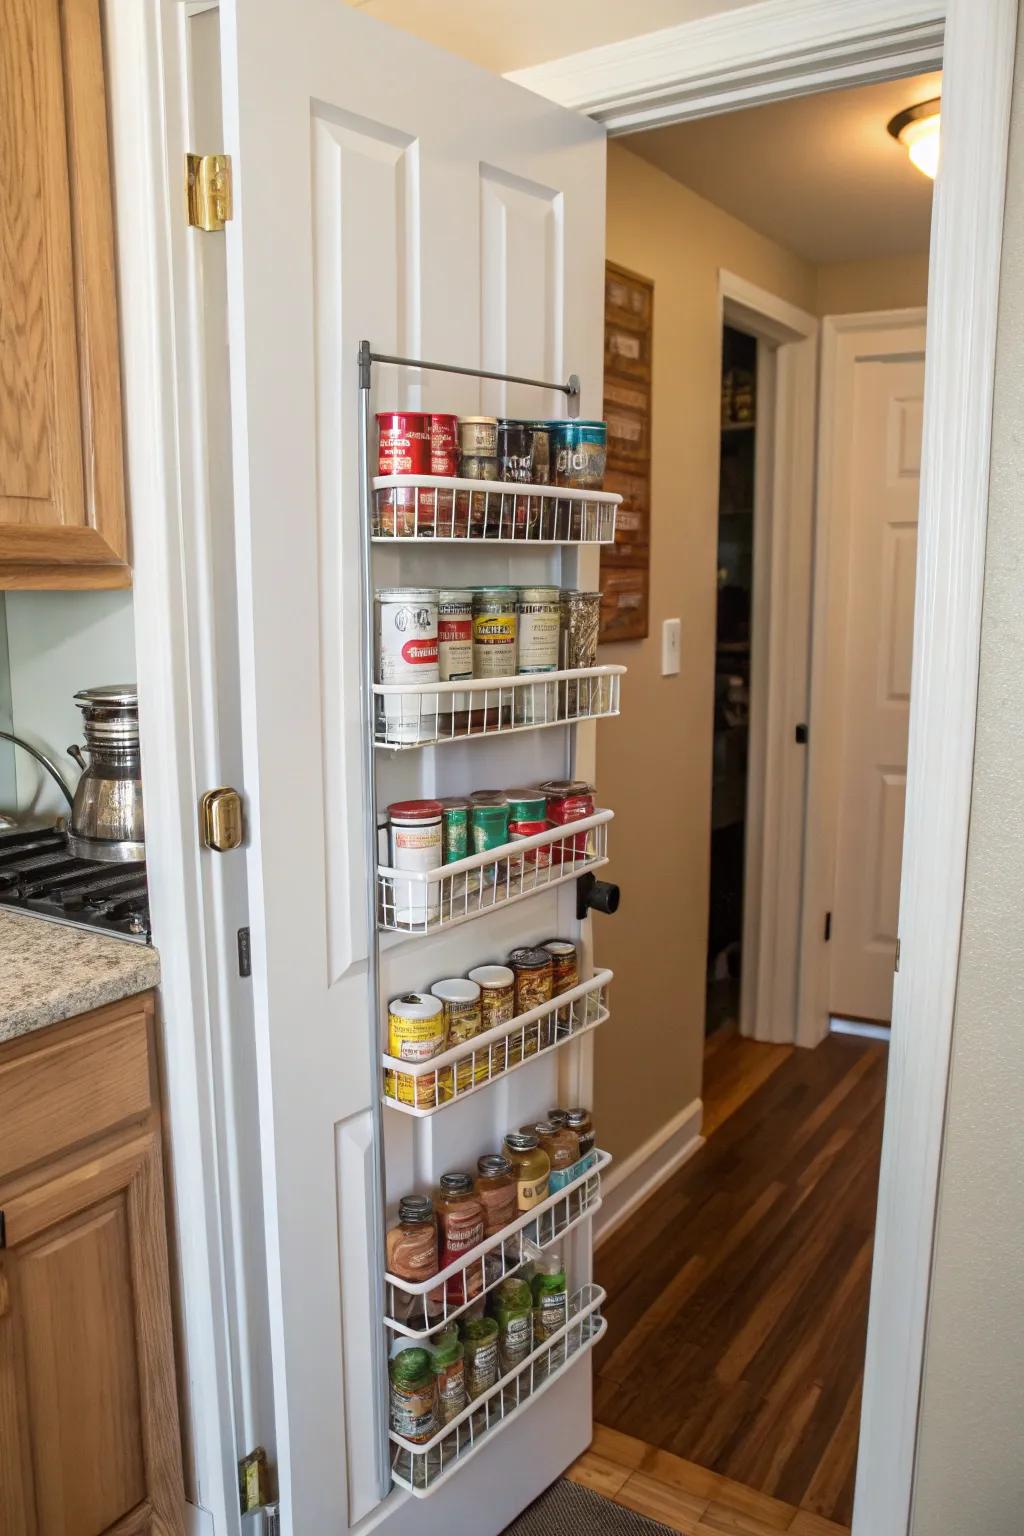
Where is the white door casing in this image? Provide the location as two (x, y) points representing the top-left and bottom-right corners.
(217, 3), (605, 1531)
(828, 332), (926, 1022)
(800, 313), (926, 1037)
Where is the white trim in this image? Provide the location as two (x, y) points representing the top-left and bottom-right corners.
(856, 3), (1016, 1532)
(798, 309), (927, 1052)
(717, 275), (818, 1049)
(506, 0), (944, 134)
(594, 1098), (704, 1247)
(830, 1018), (892, 1042)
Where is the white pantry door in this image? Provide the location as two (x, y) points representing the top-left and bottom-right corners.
(829, 323), (926, 1024)
(217, 3), (605, 1533)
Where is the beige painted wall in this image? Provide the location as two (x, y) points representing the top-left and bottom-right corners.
(595, 143), (818, 1163)
(816, 252), (930, 315)
(909, 23), (1024, 1532)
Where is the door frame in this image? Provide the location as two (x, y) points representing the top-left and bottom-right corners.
(716, 275), (818, 1048)
(797, 309), (928, 1047)
(511, 2), (1015, 1532)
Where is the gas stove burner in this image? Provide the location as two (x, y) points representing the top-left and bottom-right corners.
(0, 826), (151, 942)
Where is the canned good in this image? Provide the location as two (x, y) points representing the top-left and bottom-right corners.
(439, 796), (470, 863)
(431, 978), (485, 1090)
(516, 585), (560, 725)
(387, 799), (443, 926)
(469, 964), (515, 1032)
(472, 588), (518, 680)
(385, 992), (447, 1109)
(506, 788), (551, 874)
(543, 939), (579, 1027)
(437, 589), (472, 735)
(550, 420), (607, 490)
(508, 946), (555, 1020)
(540, 779), (596, 863)
(425, 414), (460, 536)
(471, 794), (510, 886)
(375, 589), (439, 743)
(560, 590), (602, 715)
(497, 420), (540, 538)
(377, 411), (431, 475)
(458, 415), (498, 456)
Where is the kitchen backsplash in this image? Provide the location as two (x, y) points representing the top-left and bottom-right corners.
(0, 590), (137, 820)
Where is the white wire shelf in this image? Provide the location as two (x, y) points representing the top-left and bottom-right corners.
(378, 809), (612, 934)
(383, 970), (612, 1117)
(374, 666), (624, 749)
(372, 475), (619, 544)
(390, 1284), (607, 1497)
(385, 1149), (611, 1338)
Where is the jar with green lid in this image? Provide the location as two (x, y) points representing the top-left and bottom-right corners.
(389, 1347), (438, 1443)
(461, 1315), (500, 1400)
(431, 1327), (467, 1425)
(503, 1130), (550, 1212)
(531, 1252), (568, 1344)
(491, 1276), (534, 1372)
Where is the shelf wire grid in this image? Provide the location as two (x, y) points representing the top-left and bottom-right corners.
(374, 666), (624, 749)
(378, 809), (612, 934)
(385, 1150), (611, 1338)
(372, 476), (619, 544)
(383, 971), (612, 1116)
(389, 1284), (607, 1497)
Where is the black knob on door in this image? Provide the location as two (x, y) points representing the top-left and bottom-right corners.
(576, 873), (621, 919)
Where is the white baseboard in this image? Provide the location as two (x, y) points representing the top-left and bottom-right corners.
(595, 1097), (704, 1248)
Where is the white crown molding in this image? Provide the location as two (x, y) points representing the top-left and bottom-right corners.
(505, 0), (945, 133)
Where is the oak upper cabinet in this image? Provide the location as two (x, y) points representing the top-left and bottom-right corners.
(0, 997), (185, 1536)
(0, 0), (130, 589)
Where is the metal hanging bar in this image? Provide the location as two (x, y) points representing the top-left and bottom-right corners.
(359, 340), (581, 417)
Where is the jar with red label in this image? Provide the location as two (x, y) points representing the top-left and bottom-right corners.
(437, 1171), (485, 1304)
(422, 414), (459, 537)
(540, 779), (595, 863)
(375, 412), (430, 538)
(506, 789), (551, 879)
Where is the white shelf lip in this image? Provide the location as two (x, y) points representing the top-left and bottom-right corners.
(389, 1288), (607, 1497)
(374, 473), (622, 504)
(382, 972), (612, 1118)
(385, 1150), (612, 1301)
(379, 808), (613, 883)
(373, 665), (626, 697)
(376, 710), (622, 752)
(379, 852), (609, 937)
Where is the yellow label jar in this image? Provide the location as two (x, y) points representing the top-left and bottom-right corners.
(503, 1129), (550, 1212)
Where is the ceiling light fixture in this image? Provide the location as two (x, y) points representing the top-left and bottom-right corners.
(887, 97), (941, 180)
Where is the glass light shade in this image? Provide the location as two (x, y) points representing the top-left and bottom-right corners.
(900, 112), (941, 179)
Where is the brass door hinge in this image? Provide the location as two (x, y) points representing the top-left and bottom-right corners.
(186, 153), (232, 231)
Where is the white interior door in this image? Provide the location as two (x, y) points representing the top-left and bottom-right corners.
(218, 4), (605, 1532)
(828, 324), (926, 1023)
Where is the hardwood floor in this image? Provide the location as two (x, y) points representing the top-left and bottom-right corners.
(592, 1030), (887, 1529)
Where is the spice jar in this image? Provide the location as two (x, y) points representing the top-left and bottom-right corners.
(567, 1107), (596, 1170)
(506, 789), (552, 878)
(437, 590), (473, 736)
(508, 947), (555, 1048)
(375, 412), (430, 538)
(424, 413), (459, 536)
(475, 1154), (517, 1237)
(431, 1327), (467, 1425)
(543, 939), (579, 1028)
(471, 793), (510, 888)
(431, 978), (485, 1091)
(457, 455), (501, 538)
(496, 420), (539, 538)
(389, 1346), (438, 1444)
(386, 1195), (442, 1324)
(375, 588), (439, 744)
(439, 796), (471, 863)
(461, 1316), (500, 1400)
(522, 423), (553, 486)
(385, 993), (448, 1110)
(491, 1277), (534, 1372)
(458, 416), (498, 457)
(472, 588), (518, 680)
(515, 586), (560, 725)
(536, 1119), (580, 1193)
(560, 590), (603, 716)
(437, 1172), (486, 1304)
(551, 420), (607, 489)
(540, 780), (596, 865)
(531, 1252), (568, 1343)
(468, 964), (515, 1073)
(387, 799), (443, 925)
(503, 1130), (550, 1212)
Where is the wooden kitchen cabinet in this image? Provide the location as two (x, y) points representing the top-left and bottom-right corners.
(0, 0), (130, 589)
(0, 996), (184, 1536)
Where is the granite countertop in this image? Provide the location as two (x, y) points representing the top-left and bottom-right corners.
(0, 910), (160, 1045)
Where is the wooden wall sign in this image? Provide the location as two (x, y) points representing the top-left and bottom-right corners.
(600, 262), (653, 642)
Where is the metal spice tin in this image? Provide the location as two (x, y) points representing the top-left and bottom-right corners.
(437, 588), (472, 732)
(458, 415), (498, 456)
(544, 939), (579, 1026)
(560, 590), (602, 715)
(377, 411), (430, 475)
(508, 946), (555, 1017)
(472, 588), (518, 679)
(438, 796), (470, 863)
(375, 587), (439, 743)
(540, 780), (595, 863)
(385, 991), (447, 1108)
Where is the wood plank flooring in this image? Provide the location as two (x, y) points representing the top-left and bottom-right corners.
(591, 1031), (887, 1529)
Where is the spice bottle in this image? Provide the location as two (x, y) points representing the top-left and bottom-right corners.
(544, 939), (579, 1028)
(386, 799), (443, 925)
(508, 947), (555, 1049)
(567, 1107), (596, 1169)
(431, 1326), (468, 1425)
(535, 1119), (580, 1194)
(431, 978), (484, 1092)
(461, 1315), (500, 1400)
(503, 1130), (550, 1212)
(531, 1253), (568, 1343)
(491, 1276), (534, 1372)
(385, 1195), (442, 1324)
(475, 1154), (517, 1237)
(437, 1172), (486, 1304)
(389, 1346), (438, 1444)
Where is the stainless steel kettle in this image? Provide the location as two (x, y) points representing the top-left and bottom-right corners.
(66, 685), (145, 863)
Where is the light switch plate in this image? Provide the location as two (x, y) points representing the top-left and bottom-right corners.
(662, 617), (682, 675)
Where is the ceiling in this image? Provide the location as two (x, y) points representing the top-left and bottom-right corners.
(620, 72), (939, 265)
(345, 0), (755, 75)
